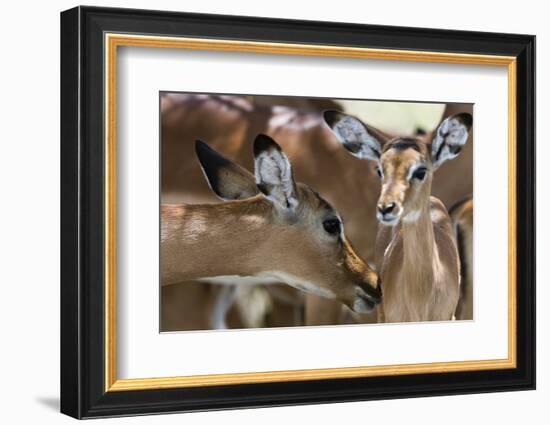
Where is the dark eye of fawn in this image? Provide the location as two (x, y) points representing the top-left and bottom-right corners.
(375, 167), (382, 178)
(323, 218), (341, 235)
(412, 167), (427, 181)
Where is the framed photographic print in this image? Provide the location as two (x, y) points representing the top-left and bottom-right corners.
(60, 6), (536, 419)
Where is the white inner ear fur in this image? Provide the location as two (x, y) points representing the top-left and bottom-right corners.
(432, 116), (469, 169)
(332, 116), (382, 161)
(255, 149), (298, 208)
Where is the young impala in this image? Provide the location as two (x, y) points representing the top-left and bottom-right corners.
(324, 110), (472, 322)
(161, 134), (381, 317)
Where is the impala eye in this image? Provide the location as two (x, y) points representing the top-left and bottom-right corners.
(412, 167), (427, 181)
(323, 218), (341, 235)
(375, 167), (382, 178)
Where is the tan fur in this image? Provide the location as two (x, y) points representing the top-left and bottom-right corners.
(161, 95), (473, 326)
(374, 141), (461, 322)
(162, 184), (379, 312)
(450, 198), (474, 320)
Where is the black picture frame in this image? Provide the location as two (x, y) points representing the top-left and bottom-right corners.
(61, 5), (536, 419)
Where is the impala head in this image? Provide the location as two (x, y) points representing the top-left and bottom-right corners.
(324, 110), (472, 226)
(194, 135), (381, 313)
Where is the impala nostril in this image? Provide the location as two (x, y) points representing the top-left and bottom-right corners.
(372, 286), (382, 303)
(378, 202), (396, 215)
(358, 282), (382, 304)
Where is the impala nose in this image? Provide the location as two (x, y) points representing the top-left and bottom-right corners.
(378, 202), (396, 216)
(353, 282), (381, 313)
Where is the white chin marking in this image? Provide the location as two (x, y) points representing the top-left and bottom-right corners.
(353, 298), (374, 313)
(402, 209), (421, 223)
(380, 220), (398, 227)
(378, 215), (399, 227)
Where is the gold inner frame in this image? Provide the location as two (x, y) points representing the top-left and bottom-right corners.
(104, 33), (517, 392)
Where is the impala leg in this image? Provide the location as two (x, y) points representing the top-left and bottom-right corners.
(455, 276), (473, 320)
(234, 285), (274, 328)
(210, 285), (238, 329)
(263, 285), (304, 327)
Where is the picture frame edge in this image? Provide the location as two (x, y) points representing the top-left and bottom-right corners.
(60, 5), (536, 419)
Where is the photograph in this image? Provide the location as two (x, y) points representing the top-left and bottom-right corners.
(160, 93), (474, 331)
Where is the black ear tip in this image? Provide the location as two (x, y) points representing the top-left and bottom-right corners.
(195, 139), (211, 162)
(195, 139), (231, 169)
(195, 139), (208, 155)
(323, 109), (341, 126)
(253, 134), (280, 156)
(415, 127), (427, 136)
(456, 113), (473, 129)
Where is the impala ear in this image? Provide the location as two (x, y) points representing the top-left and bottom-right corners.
(323, 110), (385, 162)
(431, 113), (472, 169)
(253, 134), (298, 210)
(195, 140), (259, 200)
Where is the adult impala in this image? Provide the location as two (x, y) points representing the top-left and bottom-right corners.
(324, 110), (472, 322)
(161, 134), (381, 316)
(450, 196), (474, 320)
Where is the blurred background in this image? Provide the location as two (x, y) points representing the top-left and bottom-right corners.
(160, 93), (472, 331)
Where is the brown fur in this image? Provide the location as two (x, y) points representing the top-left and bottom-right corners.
(161, 282), (303, 331)
(450, 197), (474, 320)
(323, 109), (470, 323)
(375, 197), (460, 322)
(372, 139), (461, 322)
(162, 184), (380, 312)
(161, 95), (472, 326)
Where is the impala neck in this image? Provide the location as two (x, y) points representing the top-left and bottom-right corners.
(161, 196), (275, 285)
(400, 189), (439, 299)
